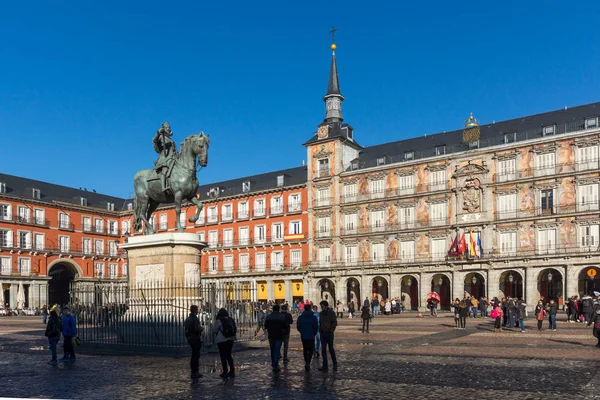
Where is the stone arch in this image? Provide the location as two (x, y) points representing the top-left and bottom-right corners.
(536, 267), (564, 302)
(464, 272), (486, 299)
(399, 274), (419, 310)
(370, 276), (389, 301)
(498, 270), (524, 300)
(47, 259), (83, 307)
(431, 273), (451, 309)
(316, 278), (336, 305)
(47, 258), (83, 278)
(576, 266), (600, 297)
(344, 277), (361, 308)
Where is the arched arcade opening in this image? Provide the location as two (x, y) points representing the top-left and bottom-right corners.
(48, 261), (80, 307)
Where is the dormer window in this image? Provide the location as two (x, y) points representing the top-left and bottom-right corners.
(376, 157), (386, 166)
(242, 181), (251, 193)
(468, 140), (480, 150)
(504, 132), (516, 143)
(542, 126), (555, 137)
(277, 175), (284, 187)
(208, 187), (220, 198)
(351, 160), (359, 170)
(435, 146), (446, 156)
(32, 188), (41, 200)
(585, 117), (598, 129)
(127, 203), (133, 211)
(0, 182), (5, 194)
(80, 197), (87, 207)
(404, 151), (414, 161)
(107, 202), (115, 211)
(346, 127), (353, 140)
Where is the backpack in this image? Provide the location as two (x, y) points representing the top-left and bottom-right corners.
(220, 317), (236, 338)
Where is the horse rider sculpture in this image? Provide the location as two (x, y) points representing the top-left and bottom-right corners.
(153, 122), (177, 194)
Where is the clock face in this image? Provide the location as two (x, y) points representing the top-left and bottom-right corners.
(317, 125), (329, 138)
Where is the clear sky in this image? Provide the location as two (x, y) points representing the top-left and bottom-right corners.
(1, 1), (599, 198)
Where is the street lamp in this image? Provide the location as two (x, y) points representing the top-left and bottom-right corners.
(508, 273), (514, 283)
(438, 277), (443, 286)
(351, 280), (356, 288)
(407, 278), (412, 286)
(547, 271), (553, 282)
(377, 279), (383, 288)
(472, 276), (477, 285)
(323, 281), (329, 290)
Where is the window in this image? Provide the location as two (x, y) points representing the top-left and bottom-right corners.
(345, 246), (357, 264)
(396, 174), (414, 195)
(242, 181), (251, 193)
(222, 204), (232, 221)
(34, 209), (45, 225)
(32, 188), (41, 200)
(377, 157), (386, 166)
(238, 202), (249, 219)
(351, 160), (359, 170)
(82, 217), (92, 232)
(239, 253), (249, 272)
(535, 152), (555, 177)
(95, 218), (104, 234)
(579, 225), (599, 251)
(430, 202), (447, 226)
(59, 236), (70, 253)
(540, 189), (554, 215)
(0, 204), (10, 221)
(431, 238), (446, 261)
(19, 258), (31, 275)
(179, 211), (186, 228)
(317, 216), (331, 237)
(208, 230), (218, 247)
(239, 227), (249, 245)
(83, 238), (92, 254)
(435, 146), (446, 156)
(223, 229), (233, 246)
(209, 256), (218, 273)
(468, 140), (479, 150)
(290, 249), (302, 267)
(400, 241), (415, 262)
(107, 202), (115, 211)
(0, 182), (5, 194)
(288, 220), (302, 236)
(343, 183), (357, 202)
(254, 225), (266, 244)
(255, 252), (266, 271)
(18, 231), (31, 249)
(499, 232), (517, 256)
(0, 229), (12, 248)
(272, 223), (284, 242)
(429, 170), (447, 191)
(288, 194), (301, 212)
(127, 203), (133, 211)
(277, 175), (284, 187)
(537, 229), (556, 254)
(254, 199), (265, 217)
(542, 126), (555, 136)
(343, 213), (357, 235)
(399, 207), (415, 229)
(159, 214), (168, 231)
(34, 233), (44, 250)
(17, 206), (30, 223)
(317, 188), (330, 207)
(121, 220), (130, 235)
(1, 257), (11, 274)
(271, 251), (284, 270)
(109, 241), (118, 256)
(370, 210), (385, 232)
(497, 159), (516, 183)
(198, 232), (205, 242)
(109, 263), (118, 278)
(270, 196), (283, 214)
(59, 213), (70, 229)
(585, 117), (598, 129)
(207, 206), (218, 223)
(577, 145), (599, 171)
(497, 193), (517, 219)
(404, 151), (414, 161)
(224, 255), (233, 272)
(122, 263), (128, 276)
(372, 243), (385, 263)
(318, 159), (330, 177)
(80, 197), (87, 207)
(318, 247), (331, 266)
(502, 132), (516, 143)
(369, 179), (385, 199)
(578, 183), (599, 211)
(94, 239), (103, 255)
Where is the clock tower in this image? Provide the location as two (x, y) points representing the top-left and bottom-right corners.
(323, 42), (344, 124)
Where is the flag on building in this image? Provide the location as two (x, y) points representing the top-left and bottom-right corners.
(448, 234), (459, 256)
(477, 233), (484, 257)
(458, 232), (467, 257)
(469, 229), (477, 257)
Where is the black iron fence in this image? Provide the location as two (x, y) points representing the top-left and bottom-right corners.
(69, 280), (259, 348)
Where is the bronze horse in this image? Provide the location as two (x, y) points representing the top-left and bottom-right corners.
(133, 133), (209, 234)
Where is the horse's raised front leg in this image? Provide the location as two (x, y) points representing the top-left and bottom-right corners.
(145, 200), (159, 235)
(188, 196), (203, 223)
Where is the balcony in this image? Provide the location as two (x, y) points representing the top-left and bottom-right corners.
(83, 224), (93, 233)
(253, 208), (266, 218)
(340, 218), (451, 236)
(317, 168), (330, 178)
(221, 213), (233, 222)
(270, 205), (284, 216)
(317, 229), (331, 238)
(94, 226), (106, 235)
(206, 215), (218, 224)
(315, 198), (331, 208)
(428, 182), (448, 192)
(287, 203), (302, 214)
(494, 201), (600, 221)
(158, 222), (168, 232)
(58, 221), (75, 231)
(236, 210), (249, 220)
(205, 234), (306, 249)
(3, 215), (50, 227)
(494, 159), (600, 183)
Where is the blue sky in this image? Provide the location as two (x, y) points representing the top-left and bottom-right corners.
(1, 1), (599, 198)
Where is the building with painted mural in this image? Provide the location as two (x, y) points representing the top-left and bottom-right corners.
(303, 43), (600, 311)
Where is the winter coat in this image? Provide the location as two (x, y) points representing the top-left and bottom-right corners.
(535, 305), (546, 321)
(213, 317), (236, 344)
(296, 310), (319, 340)
(264, 312), (288, 341)
(319, 308), (338, 334)
(458, 305), (469, 318)
(336, 303), (344, 313)
(348, 302), (355, 313)
(546, 303), (558, 315)
(45, 317), (62, 339)
(281, 311), (293, 336)
(516, 302), (527, 320)
(361, 305), (371, 319)
(61, 314), (76, 337)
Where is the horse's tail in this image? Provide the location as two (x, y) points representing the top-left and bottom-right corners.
(133, 194), (143, 233)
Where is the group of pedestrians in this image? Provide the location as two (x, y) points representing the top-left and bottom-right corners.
(43, 305), (77, 364)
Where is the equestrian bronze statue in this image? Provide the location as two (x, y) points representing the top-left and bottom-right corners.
(133, 123), (210, 234)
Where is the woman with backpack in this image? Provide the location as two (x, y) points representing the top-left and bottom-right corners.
(44, 310), (62, 365)
(213, 308), (236, 379)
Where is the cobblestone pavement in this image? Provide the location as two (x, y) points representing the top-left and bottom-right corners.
(1, 315), (599, 399)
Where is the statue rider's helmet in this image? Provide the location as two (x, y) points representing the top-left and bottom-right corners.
(160, 122), (173, 137)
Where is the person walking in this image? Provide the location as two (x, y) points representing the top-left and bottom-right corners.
(491, 304), (503, 333)
(184, 305), (204, 378)
(516, 299), (527, 333)
(372, 297), (380, 317)
(470, 297), (479, 318)
(587, 301), (600, 348)
(458, 300), (468, 329)
(535, 301), (546, 331)
(281, 304), (293, 364)
(44, 310), (62, 365)
(348, 301), (355, 319)
(213, 308), (237, 378)
(452, 298), (461, 329)
(296, 304), (319, 370)
(318, 300), (338, 372)
(59, 306), (76, 362)
(361, 302), (371, 333)
(313, 305), (321, 358)
(546, 299), (558, 331)
(264, 304), (287, 372)
(41, 305), (48, 324)
(336, 301), (344, 319)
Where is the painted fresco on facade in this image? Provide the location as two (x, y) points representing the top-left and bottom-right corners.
(519, 184), (535, 216)
(558, 140), (575, 173)
(559, 178), (575, 211)
(310, 142), (335, 179)
(387, 238), (398, 261)
(358, 175), (368, 194)
(518, 222), (535, 252)
(416, 233), (429, 258)
(386, 171), (397, 196)
(519, 147), (533, 178)
(386, 203), (398, 226)
(559, 217), (577, 247)
(416, 165), (427, 192)
(416, 198), (428, 225)
(359, 241), (370, 262)
(359, 206), (369, 228)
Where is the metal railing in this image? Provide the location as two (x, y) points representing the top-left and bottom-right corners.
(205, 234), (302, 249)
(70, 280), (259, 348)
(494, 159), (600, 182)
(340, 218), (451, 236)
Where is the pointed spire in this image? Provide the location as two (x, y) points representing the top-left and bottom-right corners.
(323, 37), (344, 124)
(327, 48), (341, 96)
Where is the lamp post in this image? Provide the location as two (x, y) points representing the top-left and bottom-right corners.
(547, 271), (553, 299)
(438, 277), (443, 286)
(508, 273), (514, 297)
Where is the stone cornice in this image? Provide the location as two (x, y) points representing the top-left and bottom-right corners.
(533, 221), (560, 229)
(492, 151), (519, 161)
(494, 225), (519, 233)
(494, 187), (519, 195)
(571, 136), (600, 148)
(427, 197), (448, 205)
(574, 176), (600, 185)
(395, 168), (416, 177)
(531, 144), (558, 155)
(426, 163), (448, 172)
(367, 172), (388, 181)
(312, 145), (332, 159)
(573, 217), (600, 226)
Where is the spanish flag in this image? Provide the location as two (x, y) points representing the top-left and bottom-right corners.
(469, 229), (477, 257)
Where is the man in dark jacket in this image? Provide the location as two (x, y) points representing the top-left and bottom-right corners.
(59, 306), (77, 362)
(296, 304), (319, 370)
(516, 299), (527, 333)
(318, 300), (338, 371)
(587, 302), (600, 348)
(264, 304), (287, 372)
(184, 305), (203, 378)
(546, 299), (558, 331)
(281, 304), (294, 364)
(361, 303), (371, 333)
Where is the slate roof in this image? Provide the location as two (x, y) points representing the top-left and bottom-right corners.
(351, 102), (600, 170)
(303, 123), (363, 148)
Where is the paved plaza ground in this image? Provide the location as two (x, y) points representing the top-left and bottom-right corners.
(0, 314), (598, 399)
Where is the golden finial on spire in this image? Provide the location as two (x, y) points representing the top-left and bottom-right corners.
(464, 112), (479, 128)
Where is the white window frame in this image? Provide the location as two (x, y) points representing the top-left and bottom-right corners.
(209, 256), (218, 274)
(370, 210), (385, 232)
(208, 230), (218, 247)
(430, 202), (447, 226)
(34, 233), (44, 251)
(537, 228), (556, 255)
(288, 193), (301, 212)
(223, 229), (233, 246)
(577, 145), (599, 171)
(159, 214), (168, 231)
(122, 263), (128, 277)
(290, 249), (302, 267)
(372, 243), (385, 264)
(207, 206), (218, 223)
(254, 225), (266, 244)
(271, 251), (284, 271)
(400, 240), (415, 262)
(345, 245), (357, 265)
(399, 206), (415, 229)
(94, 239), (103, 255)
(94, 218), (104, 234)
(277, 175), (284, 187)
(254, 199), (266, 217)
(0, 203), (11, 221)
(535, 152), (556, 177)
(0, 229), (13, 248)
(316, 187), (330, 207)
(18, 257), (31, 276)
(343, 183), (357, 203)
(255, 252), (266, 271)
(497, 193), (518, 220)
(0, 256), (11, 275)
(398, 174), (415, 195)
(343, 213), (357, 235)
(429, 170), (447, 191)
(270, 196), (283, 215)
(18, 230), (31, 249)
(0, 182), (5, 194)
(369, 179), (385, 199)
(58, 213), (70, 229)
(223, 255), (233, 273)
(32, 188), (41, 200)
(317, 216), (331, 237)
(289, 220), (302, 235)
(431, 238), (446, 261)
(109, 263), (118, 278)
(499, 231), (517, 256)
(239, 226), (249, 245)
(17, 206), (30, 224)
(82, 238), (92, 255)
(238, 201), (249, 219)
(318, 158), (329, 177)
(95, 262), (105, 278)
(542, 125), (555, 136)
(239, 253), (250, 272)
(272, 223), (284, 242)
(496, 159), (516, 183)
(585, 117), (598, 129)
(121, 220), (131, 235)
(109, 241), (118, 256)
(318, 247), (331, 266)
(579, 224), (599, 252)
(222, 204), (233, 221)
(59, 236), (70, 253)
(577, 183), (599, 212)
